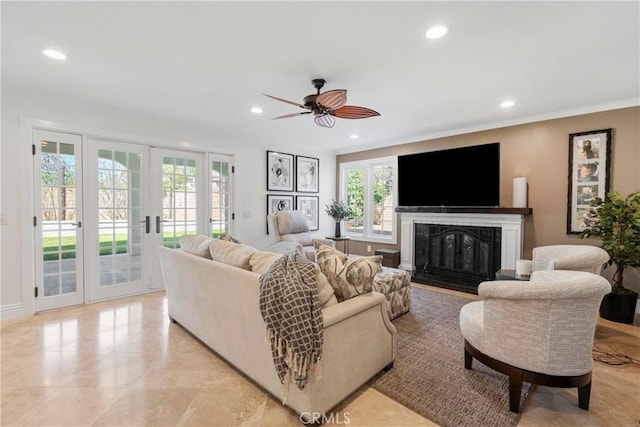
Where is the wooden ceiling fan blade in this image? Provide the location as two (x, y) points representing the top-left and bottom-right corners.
(272, 112), (312, 120)
(331, 105), (381, 119)
(314, 114), (335, 128)
(316, 89), (347, 110)
(263, 93), (307, 108)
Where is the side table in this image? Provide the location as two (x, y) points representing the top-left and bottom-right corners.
(495, 269), (530, 281)
(325, 236), (351, 256)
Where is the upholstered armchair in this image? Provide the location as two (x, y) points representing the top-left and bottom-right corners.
(267, 210), (335, 261)
(459, 270), (611, 413)
(532, 244), (610, 274)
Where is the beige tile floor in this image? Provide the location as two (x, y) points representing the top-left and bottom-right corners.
(1, 284), (638, 426)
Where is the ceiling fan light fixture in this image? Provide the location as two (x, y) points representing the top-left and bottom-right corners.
(425, 25), (448, 40)
(500, 100), (516, 108)
(314, 114), (335, 128)
(251, 107), (263, 114)
(350, 134), (359, 139)
(263, 78), (379, 128)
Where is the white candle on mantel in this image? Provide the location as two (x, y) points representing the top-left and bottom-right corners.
(513, 176), (528, 208)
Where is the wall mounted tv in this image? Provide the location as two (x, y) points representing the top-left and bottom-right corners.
(398, 142), (500, 207)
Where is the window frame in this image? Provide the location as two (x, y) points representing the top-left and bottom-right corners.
(339, 156), (397, 244)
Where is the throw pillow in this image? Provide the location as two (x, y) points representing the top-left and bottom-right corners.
(179, 234), (214, 259)
(314, 264), (338, 308)
(208, 239), (258, 270)
(219, 233), (241, 243)
(314, 241), (383, 302)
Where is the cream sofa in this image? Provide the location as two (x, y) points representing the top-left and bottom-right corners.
(157, 241), (396, 421)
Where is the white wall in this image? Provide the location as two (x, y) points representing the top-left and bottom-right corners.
(0, 94), (337, 319)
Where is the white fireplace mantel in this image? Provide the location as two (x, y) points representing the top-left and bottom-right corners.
(399, 211), (528, 272)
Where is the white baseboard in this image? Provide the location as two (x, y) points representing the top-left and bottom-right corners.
(1, 303), (25, 321)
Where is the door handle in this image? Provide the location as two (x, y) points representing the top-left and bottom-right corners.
(155, 216), (168, 233)
(140, 216), (150, 233)
(71, 221), (82, 228)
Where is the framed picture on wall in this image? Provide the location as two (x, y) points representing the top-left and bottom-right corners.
(267, 194), (294, 215)
(566, 128), (611, 234)
(296, 155), (319, 193)
(296, 195), (319, 231)
(266, 150), (294, 191)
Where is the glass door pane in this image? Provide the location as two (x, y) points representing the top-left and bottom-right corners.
(209, 154), (233, 238)
(34, 130), (84, 311)
(161, 155), (199, 248)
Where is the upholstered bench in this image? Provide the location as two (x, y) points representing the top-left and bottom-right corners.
(372, 266), (411, 320)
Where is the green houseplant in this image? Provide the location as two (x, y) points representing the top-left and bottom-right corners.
(580, 190), (640, 323)
(324, 199), (352, 238)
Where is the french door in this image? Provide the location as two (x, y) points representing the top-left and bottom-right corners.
(34, 130), (84, 311)
(32, 130), (233, 311)
(85, 139), (151, 301)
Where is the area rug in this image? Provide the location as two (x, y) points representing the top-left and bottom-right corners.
(370, 285), (533, 427)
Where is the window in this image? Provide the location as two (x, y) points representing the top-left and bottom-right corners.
(340, 156), (397, 243)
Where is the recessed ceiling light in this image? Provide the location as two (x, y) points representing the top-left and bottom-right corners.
(425, 26), (448, 40)
(350, 134), (359, 139)
(251, 107), (263, 114)
(43, 49), (66, 60)
(500, 100), (516, 108)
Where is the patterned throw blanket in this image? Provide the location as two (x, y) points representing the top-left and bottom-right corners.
(259, 252), (323, 402)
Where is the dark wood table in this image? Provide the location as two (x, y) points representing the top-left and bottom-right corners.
(326, 236), (351, 255)
(495, 269), (530, 281)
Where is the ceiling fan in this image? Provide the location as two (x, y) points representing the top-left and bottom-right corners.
(263, 78), (380, 128)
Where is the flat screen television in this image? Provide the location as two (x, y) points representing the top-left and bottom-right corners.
(397, 142), (500, 207)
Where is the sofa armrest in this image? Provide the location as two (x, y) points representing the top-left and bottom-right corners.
(551, 251), (609, 273)
(312, 237), (336, 249)
(322, 292), (395, 334)
(479, 270), (611, 300)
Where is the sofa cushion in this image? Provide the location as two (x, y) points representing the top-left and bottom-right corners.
(314, 242), (382, 302)
(180, 234), (214, 259)
(250, 251), (283, 275)
(208, 240), (258, 270)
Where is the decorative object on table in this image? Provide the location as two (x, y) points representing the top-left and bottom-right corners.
(296, 195), (319, 231)
(514, 259), (532, 277)
(580, 190), (640, 324)
(267, 150), (294, 191)
(512, 175), (528, 208)
(324, 199), (353, 238)
(263, 78), (380, 129)
(566, 128), (611, 234)
(266, 194), (293, 234)
(296, 155), (319, 193)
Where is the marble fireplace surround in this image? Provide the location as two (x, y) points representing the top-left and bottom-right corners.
(397, 207), (532, 273)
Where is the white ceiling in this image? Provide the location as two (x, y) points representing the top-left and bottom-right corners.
(2, 1), (639, 154)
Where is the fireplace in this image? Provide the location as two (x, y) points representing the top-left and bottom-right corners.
(397, 207), (531, 294)
(412, 223), (501, 293)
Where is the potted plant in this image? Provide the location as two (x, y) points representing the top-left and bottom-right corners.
(581, 190), (640, 324)
(324, 199), (352, 238)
